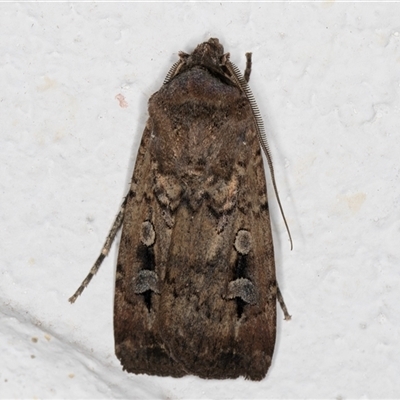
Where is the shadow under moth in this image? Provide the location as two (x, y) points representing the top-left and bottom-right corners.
(70, 38), (291, 381)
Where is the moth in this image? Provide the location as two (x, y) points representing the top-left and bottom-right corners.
(70, 38), (291, 381)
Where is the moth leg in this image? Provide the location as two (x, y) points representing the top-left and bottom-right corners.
(68, 197), (128, 303)
(277, 284), (291, 320)
(244, 52), (252, 83)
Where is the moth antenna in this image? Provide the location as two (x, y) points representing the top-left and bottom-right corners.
(68, 197), (127, 303)
(225, 60), (293, 251)
(244, 52), (252, 83)
(163, 59), (184, 85)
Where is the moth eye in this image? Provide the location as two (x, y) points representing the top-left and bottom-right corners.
(234, 229), (252, 255)
(140, 221), (155, 246)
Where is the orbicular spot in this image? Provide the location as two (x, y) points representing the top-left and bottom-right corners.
(153, 173), (182, 211)
(140, 221), (155, 247)
(234, 229), (252, 255)
(209, 177), (238, 216)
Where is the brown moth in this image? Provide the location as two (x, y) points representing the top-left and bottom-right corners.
(69, 38), (291, 381)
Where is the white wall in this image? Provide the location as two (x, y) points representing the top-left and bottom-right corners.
(1, 2), (399, 398)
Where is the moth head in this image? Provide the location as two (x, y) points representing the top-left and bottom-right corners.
(179, 38), (230, 77)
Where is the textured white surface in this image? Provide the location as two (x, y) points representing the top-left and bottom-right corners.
(1, 2), (400, 399)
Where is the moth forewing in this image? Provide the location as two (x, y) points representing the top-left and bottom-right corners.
(70, 38), (290, 381)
